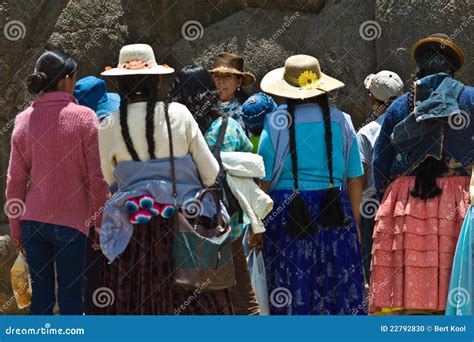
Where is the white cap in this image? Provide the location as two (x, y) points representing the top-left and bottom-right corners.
(364, 70), (404, 103)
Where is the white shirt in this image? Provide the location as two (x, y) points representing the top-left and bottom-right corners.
(357, 114), (385, 200)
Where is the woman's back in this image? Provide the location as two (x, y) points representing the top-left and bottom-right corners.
(7, 91), (108, 238)
(99, 101), (219, 187)
(258, 103), (363, 191)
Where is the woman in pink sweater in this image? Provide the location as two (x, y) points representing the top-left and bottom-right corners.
(5, 50), (109, 315)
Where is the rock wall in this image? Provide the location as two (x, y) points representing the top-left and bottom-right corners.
(0, 1), (472, 309)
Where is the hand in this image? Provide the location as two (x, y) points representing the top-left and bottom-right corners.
(247, 229), (263, 250)
(91, 242), (101, 251)
(91, 229), (101, 251)
(356, 224), (362, 244)
(11, 238), (23, 252)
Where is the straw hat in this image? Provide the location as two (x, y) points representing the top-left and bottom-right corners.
(101, 44), (174, 76)
(208, 52), (256, 85)
(260, 55), (344, 99)
(412, 33), (465, 71)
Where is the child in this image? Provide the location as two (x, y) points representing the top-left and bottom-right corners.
(242, 92), (277, 153)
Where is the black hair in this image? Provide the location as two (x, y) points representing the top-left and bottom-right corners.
(415, 47), (456, 79)
(287, 94), (334, 188)
(170, 65), (220, 133)
(235, 76), (249, 103)
(287, 93), (350, 227)
(26, 50), (77, 94)
(406, 46), (453, 199)
(117, 74), (159, 161)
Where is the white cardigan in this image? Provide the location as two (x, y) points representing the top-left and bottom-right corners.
(99, 101), (219, 187)
(221, 152), (274, 234)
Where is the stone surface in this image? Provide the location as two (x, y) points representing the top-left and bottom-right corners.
(375, 0), (474, 87)
(171, 1), (376, 124)
(245, 0), (328, 13)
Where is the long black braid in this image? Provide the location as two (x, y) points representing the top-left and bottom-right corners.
(407, 73), (446, 199)
(287, 95), (334, 189)
(285, 94), (350, 232)
(119, 94), (140, 161)
(317, 94), (334, 187)
(117, 75), (159, 161)
(144, 80), (158, 159)
(287, 100), (299, 190)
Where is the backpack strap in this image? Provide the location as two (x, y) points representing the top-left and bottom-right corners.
(212, 117), (229, 159)
(163, 103), (177, 205)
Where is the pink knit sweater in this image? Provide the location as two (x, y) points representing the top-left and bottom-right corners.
(6, 91), (109, 240)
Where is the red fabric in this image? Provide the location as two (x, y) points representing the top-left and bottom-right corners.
(369, 176), (469, 313)
(6, 91), (109, 240)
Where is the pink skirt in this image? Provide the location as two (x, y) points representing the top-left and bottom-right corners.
(369, 176), (470, 313)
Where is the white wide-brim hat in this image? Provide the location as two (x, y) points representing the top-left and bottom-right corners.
(260, 55), (344, 100)
(101, 44), (174, 76)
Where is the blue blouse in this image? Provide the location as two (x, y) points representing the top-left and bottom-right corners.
(257, 103), (363, 191)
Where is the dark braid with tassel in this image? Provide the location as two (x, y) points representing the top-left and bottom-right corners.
(288, 100), (299, 191)
(144, 78), (157, 159)
(406, 74), (446, 199)
(284, 94), (350, 237)
(318, 94), (334, 187)
(119, 94), (140, 161)
(117, 75), (159, 161)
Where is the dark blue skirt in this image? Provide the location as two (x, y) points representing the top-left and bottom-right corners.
(263, 189), (367, 315)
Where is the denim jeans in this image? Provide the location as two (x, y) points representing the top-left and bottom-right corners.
(83, 226), (105, 315)
(21, 220), (87, 315)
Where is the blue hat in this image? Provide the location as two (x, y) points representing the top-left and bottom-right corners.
(73, 76), (120, 119)
(242, 92), (277, 132)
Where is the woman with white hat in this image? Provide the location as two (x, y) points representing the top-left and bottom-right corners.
(258, 54), (366, 315)
(96, 44), (233, 314)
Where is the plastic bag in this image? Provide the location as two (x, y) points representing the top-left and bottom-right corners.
(247, 249), (270, 315)
(10, 252), (32, 309)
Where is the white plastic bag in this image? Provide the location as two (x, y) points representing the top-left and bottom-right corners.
(10, 252), (32, 309)
(247, 249), (270, 315)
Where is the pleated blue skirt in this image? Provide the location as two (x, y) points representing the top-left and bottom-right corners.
(263, 189), (367, 315)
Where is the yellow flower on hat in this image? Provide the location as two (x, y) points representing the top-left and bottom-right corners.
(298, 70), (320, 90)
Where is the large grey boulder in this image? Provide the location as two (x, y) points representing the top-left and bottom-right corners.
(375, 0), (474, 87)
(171, 0), (376, 124)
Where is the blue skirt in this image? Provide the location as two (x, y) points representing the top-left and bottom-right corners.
(446, 206), (473, 316)
(263, 189), (367, 315)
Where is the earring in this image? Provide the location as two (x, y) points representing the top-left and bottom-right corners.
(237, 87), (241, 91)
